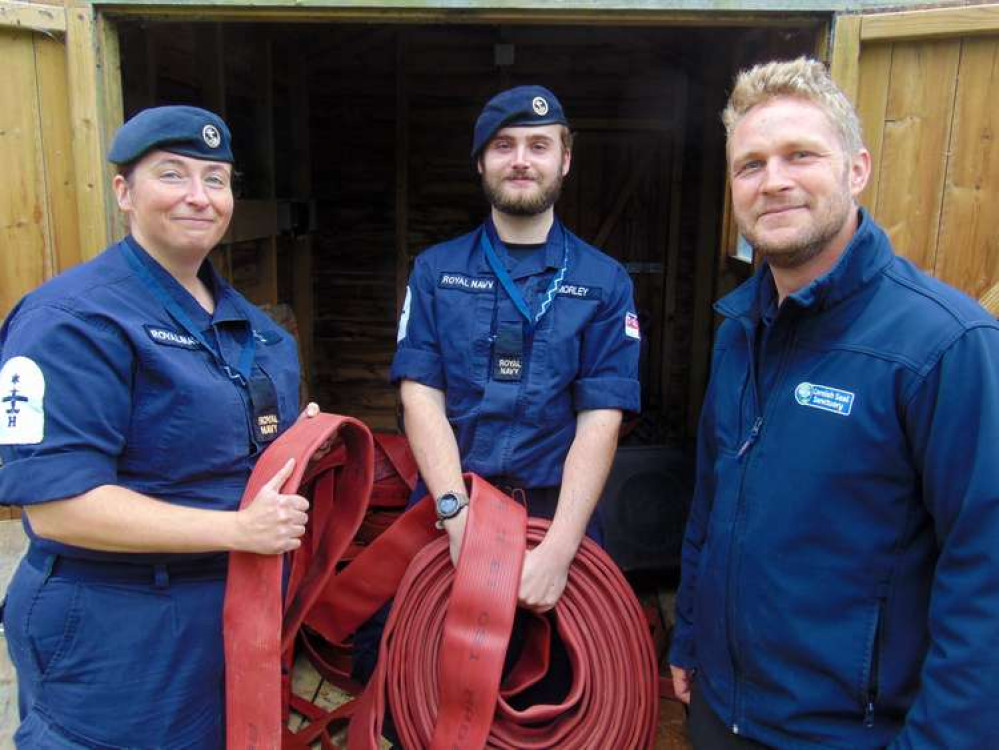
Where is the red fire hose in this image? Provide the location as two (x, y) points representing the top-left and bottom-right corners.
(224, 414), (658, 749)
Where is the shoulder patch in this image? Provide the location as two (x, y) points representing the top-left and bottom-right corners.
(397, 286), (412, 343)
(144, 325), (200, 350)
(556, 283), (602, 301)
(625, 312), (641, 341)
(0, 356), (46, 445)
(438, 272), (496, 293)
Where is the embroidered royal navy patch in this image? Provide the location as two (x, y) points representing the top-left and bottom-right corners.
(0, 356), (46, 445)
(144, 325), (200, 350)
(438, 273), (496, 293)
(794, 382), (855, 416)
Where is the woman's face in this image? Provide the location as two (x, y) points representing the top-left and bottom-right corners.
(113, 150), (234, 264)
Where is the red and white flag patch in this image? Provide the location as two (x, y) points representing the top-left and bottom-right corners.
(625, 312), (641, 340)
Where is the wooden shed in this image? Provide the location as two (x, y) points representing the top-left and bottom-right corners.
(2, 0), (998, 515)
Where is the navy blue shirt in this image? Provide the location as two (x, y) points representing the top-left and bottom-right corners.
(0, 238), (300, 561)
(391, 218), (641, 487)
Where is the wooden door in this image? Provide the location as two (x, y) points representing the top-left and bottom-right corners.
(0, 1), (120, 320)
(831, 4), (999, 314)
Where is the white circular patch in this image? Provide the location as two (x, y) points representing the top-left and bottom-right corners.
(0, 356), (46, 445)
(794, 382), (814, 405)
(397, 286), (412, 343)
(202, 124), (222, 149)
(532, 96), (549, 117)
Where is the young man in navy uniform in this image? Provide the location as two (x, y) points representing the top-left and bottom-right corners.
(392, 85), (641, 613)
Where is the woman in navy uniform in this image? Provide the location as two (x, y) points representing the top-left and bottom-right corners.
(0, 106), (309, 748)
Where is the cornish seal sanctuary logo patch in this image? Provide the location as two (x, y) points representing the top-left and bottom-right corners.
(0, 356), (46, 444)
(202, 124), (222, 148)
(532, 96), (549, 116)
(794, 381), (855, 416)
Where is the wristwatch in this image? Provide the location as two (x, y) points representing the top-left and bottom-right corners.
(434, 491), (469, 529)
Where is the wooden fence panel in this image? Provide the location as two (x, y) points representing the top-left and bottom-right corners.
(934, 37), (999, 300)
(870, 39), (960, 270)
(0, 28), (52, 317)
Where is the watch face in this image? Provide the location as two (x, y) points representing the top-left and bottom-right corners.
(438, 494), (459, 517)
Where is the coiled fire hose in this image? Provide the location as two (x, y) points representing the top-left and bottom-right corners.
(224, 413), (658, 749)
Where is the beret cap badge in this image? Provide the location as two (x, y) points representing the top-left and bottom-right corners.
(532, 96), (549, 116)
(202, 124), (222, 149)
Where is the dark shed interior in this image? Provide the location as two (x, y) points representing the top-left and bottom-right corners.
(115, 18), (818, 570)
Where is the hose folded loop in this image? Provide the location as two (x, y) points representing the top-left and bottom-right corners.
(224, 414), (659, 750)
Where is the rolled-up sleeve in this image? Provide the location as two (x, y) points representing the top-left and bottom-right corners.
(572, 266), (641, 413)
(390, 256), (445, 389)
(0, 305), (131, 505)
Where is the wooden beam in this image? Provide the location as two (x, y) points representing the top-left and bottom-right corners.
(395, 31), (410, 318)
(65, 2), (113, 259)
(861, 4), (999, 43)
(290, 48), (315, 397)
(829, 13), (861, 105)
(0, 1), (65, 34)
(99, 12), (126, 242)
(96, 5), (826, 29)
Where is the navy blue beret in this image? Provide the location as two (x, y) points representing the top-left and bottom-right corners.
(471, 85), (569, 159)
(108, 105), (233, 165)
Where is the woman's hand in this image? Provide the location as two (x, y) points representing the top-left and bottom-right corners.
(233, 458), (309, 554)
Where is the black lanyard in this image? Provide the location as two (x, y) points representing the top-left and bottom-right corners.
(121, 238), (255, 386)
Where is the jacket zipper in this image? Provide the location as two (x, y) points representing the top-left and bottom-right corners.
(864, 600), (885, 728)
(725, 320), (797, 734)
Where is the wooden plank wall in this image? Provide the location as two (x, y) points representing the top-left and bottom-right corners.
(857, 34), (999, 302)
(0, 26), (78, 318)
(0, 20), (77, 521)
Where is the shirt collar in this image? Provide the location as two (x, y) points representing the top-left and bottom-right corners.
(122, 235), (248, 326)
(483, 215), (565, 280)
(716, 208), (894, 323)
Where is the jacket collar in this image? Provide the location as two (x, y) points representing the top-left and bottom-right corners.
(716, 208), (894, 324)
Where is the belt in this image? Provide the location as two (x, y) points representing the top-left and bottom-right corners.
(224, 414), (659, 749)
(26, 546), (228, 585)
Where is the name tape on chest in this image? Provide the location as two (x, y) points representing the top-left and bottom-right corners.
(0, 356), (46, 445)
(144, 325), (201, 350)
(794, 382), (855, 416)
(556, 284), (601, 300)
(439, 273), (496, 293)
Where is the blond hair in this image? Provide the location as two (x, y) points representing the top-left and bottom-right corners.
(723, 57), (865, 154)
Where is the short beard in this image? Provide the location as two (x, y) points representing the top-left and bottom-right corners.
(744, 176), (854, 270)
(483, 170), (564, 217)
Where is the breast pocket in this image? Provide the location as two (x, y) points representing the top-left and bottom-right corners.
(125, 345), (250, 483)
(437, 289), (492, 406)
